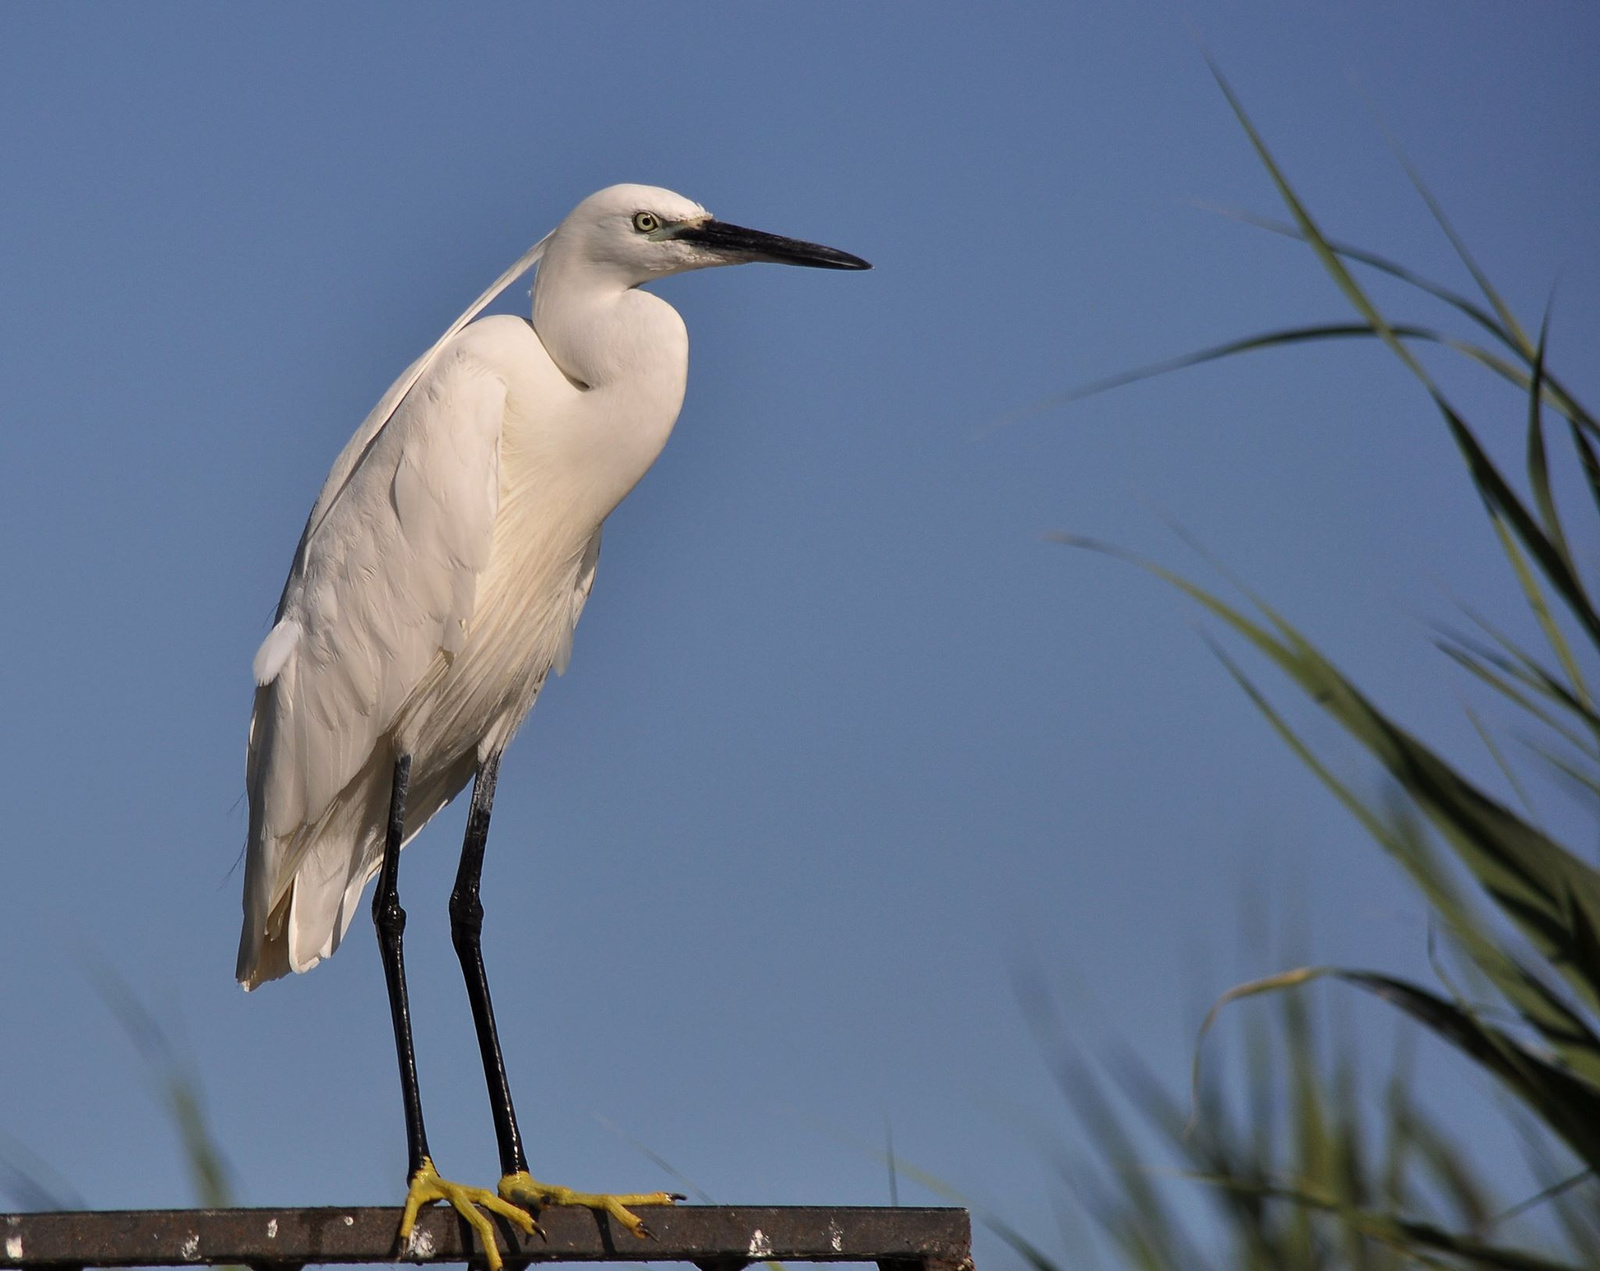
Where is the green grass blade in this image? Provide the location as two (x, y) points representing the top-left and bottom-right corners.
(1397, 152), (1535, 359)
(993, 318), (1576, 437)
(1109, 1052), (1283, 1267)
(1524, 741), (1600, 811)
(1518, 312), (1589, 705)
(0, 1131), (84, 1210)
(1514, 1152), (1600, 1267)
(1445, 613), (1600, 748)
(1197, 964), (1600, 1173)
(1063, 536), (1600, 1034)
(1207, 60), (1429, 384)
(1561, 885), (1600, 1008)
(1423, 387), (1600, 669)
(1259, 637), (1600, 1017)
(1199, 206), (1600, 436)
(1462, 700), (1537, 820)
(1524, 310), (1567, 563)
(89, 967), (238, 1208)
(985, 322), (1441, 430)
(1566, 421), (1600, 522)
(1214, 67), (1600, 652)
(1222, 649), (1600, 1086)
(1378, 1034), (1418, 1215)
(1192, 967), (1326, 1135)
(1057, 1053), (1205, 1268)
(1484, 509), (1593, 712)
(1445, 342), (1587, 413)
(1402, 1101), (1497, 1232)
(1063, 537), (1600, 1015)
(1341, 971), (1600, 1169)
(1185, 1175), (1587, 1271)
(1212, 67), (1600, 664)
(1436, 638), (1600, 761)
(1202, 204), (1519, 351)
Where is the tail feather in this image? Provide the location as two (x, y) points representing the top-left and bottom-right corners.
(237, 896), (292, 990)
(235, 748), (472, 990)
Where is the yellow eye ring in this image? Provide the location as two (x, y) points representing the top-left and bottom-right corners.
(632, 211), (660, 234)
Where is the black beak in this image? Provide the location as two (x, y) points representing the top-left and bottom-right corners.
(673, 219), (871, 271)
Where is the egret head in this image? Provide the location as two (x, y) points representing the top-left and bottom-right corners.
(548, 183), (870, 288)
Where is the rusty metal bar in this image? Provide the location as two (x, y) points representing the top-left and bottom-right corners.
(0, 1205), (972, 1271)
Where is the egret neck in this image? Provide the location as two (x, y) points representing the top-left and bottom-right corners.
(530, 243), (689, 521)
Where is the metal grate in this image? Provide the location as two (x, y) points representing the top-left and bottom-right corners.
(1, 1205), (973, 1271)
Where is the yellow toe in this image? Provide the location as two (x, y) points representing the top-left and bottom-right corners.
(399, 1157), (539, 1271)
(498, 1170), (680, 1238)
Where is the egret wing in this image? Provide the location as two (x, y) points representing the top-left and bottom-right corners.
(239, 343), (510, 981)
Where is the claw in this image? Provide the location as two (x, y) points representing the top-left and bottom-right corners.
(498, 1170), (678, 1238)
(399, 1157), (539, 1271)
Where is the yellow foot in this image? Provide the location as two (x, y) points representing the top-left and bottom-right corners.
(399, 1156), (539, 1271)
(498, 1170), (682, 1238)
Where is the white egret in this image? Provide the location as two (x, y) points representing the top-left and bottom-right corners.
(235, 184), (869, 1265)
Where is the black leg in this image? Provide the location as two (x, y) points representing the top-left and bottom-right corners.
(449, 752), (530, 1179)
(373, 753), (431, 1179)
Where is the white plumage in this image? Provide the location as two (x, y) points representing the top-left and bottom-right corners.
(236, 184), (868, 990)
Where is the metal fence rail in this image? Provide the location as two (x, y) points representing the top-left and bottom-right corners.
(1, 1205), (972, 1271)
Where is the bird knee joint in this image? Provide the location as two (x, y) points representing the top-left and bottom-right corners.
(374, 896), (407, 937)
(449, 891), (484, 936)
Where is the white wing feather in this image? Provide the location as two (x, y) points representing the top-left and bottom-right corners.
(239, 350), (503, 981)
(282, 232), (552, 582)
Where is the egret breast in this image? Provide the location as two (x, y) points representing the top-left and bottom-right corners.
(385, 317), (591, 766)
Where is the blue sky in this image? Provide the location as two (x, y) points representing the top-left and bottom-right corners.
(1, 2), (1597, 1264)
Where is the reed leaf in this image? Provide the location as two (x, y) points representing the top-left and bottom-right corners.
(1196, 966), (1600, 1171)
(1196, 206), (1595, 435)
(1186, 1175), (1587, 1271)
(1397, 154), (1535, 361)
(1063, 536), (1600, 1018)
(1434, 638), (1600, 762)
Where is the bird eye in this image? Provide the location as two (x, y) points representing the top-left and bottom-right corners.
(632, 211), (660, 234)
